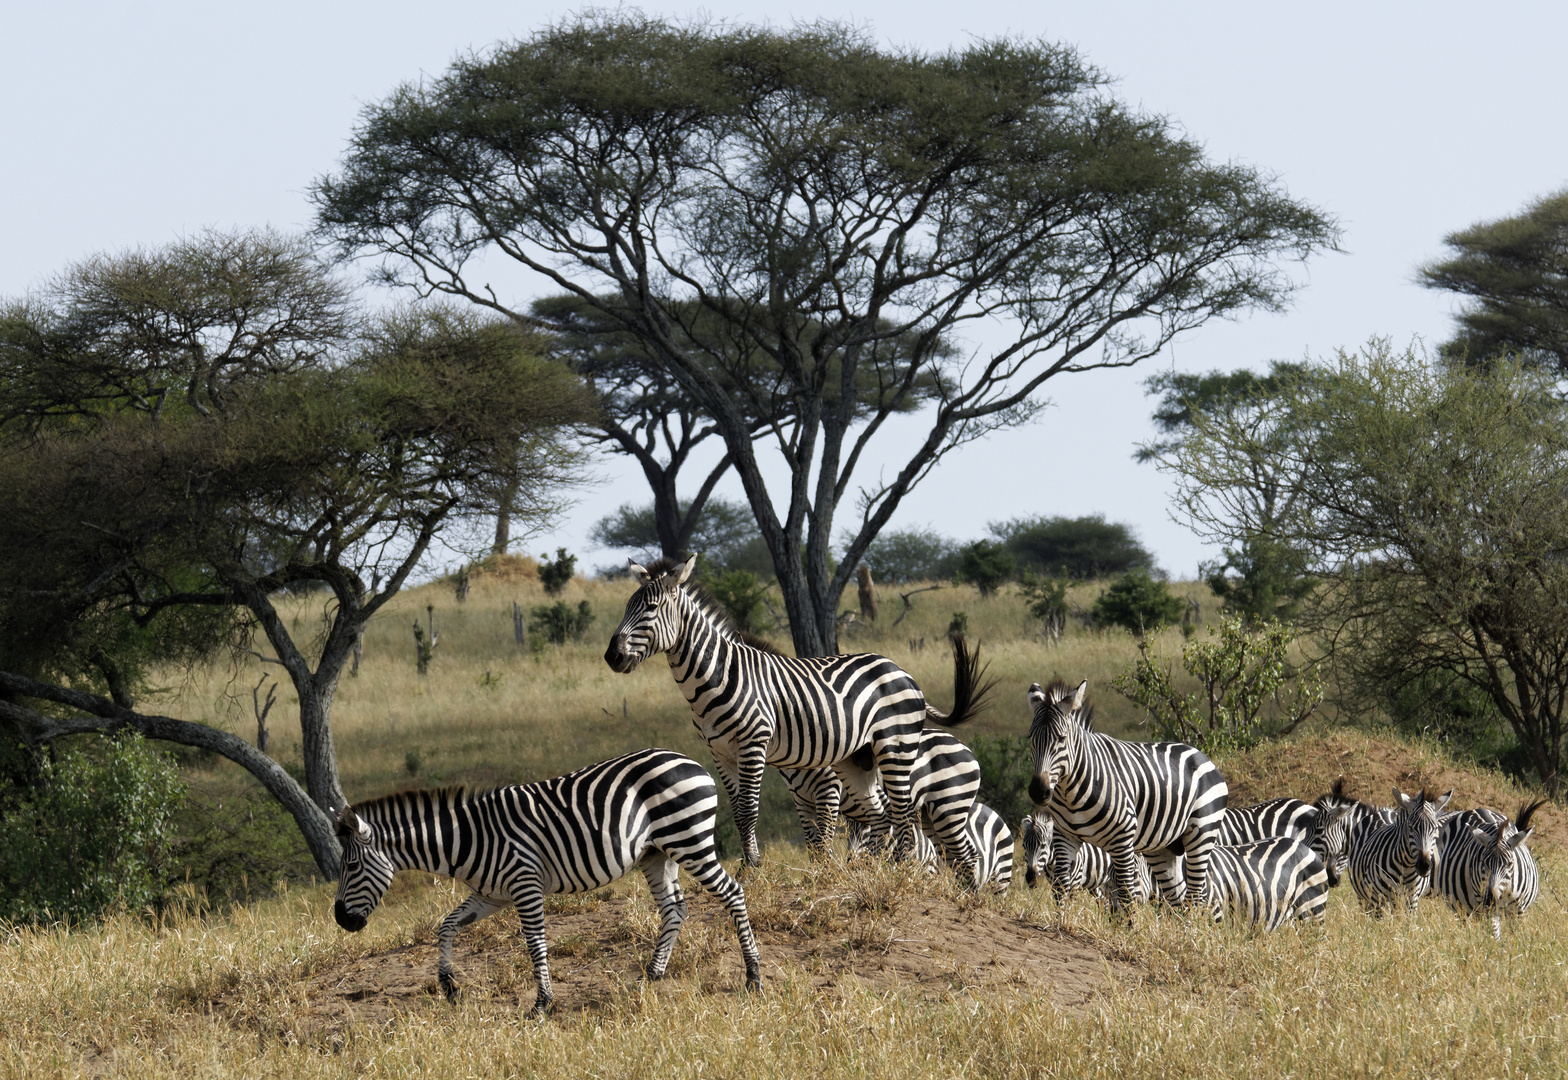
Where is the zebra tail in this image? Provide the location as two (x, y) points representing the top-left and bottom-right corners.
(926, 633), (998, 726)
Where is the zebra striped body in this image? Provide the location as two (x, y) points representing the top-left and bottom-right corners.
(331, 748), (763, 1016)
(783, 729), (982, 875)
(1207, 836), (1330, 931)
(1027, 679), (1228, 915)
(1020, 814), (1153, 901)
(1311, 780), (1394, 887)
(606, 556), (989, 871)
(967, 801), (1015, 891)
(1433, 801), (1544, 938)
(1347, 787), (1453, 914)
(1218, 798), (1317, 846)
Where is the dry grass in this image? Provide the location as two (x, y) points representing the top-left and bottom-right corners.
(6, 573), (1563, 1077)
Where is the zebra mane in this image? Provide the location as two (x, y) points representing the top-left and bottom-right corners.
(639, 556), (747, 644)
(352, 785), (495, 818)
(1037, 677), (1095, 729)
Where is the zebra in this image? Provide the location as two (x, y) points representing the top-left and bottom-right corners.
(331, 748), (763, 1017)
(1217, 798), (1317, 846)
(968, 800), (1015, 891)
(1019, 814), (1153, 901)
(1346, 786), (1453, 914)
(1026, 678), (1229, 916)
(784, 729), (983, 869)
(1433, 800), (1544, 938)
(605, 555), (992, 870)
(1206, 836), (1331, 931)
(1311, 779), (1394, 887)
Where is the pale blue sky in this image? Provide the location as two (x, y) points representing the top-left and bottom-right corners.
(5, 1), (1565, 579)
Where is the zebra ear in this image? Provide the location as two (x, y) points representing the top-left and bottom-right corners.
(629, 559), (653, 585)
(675, 554), (698, 585)
(1071, 680), (1088, 711)
(1470, 826), (1491, 845)
(1394, 788), (1412, 810)
(1505, 827), (1533, 852)
(1434, 789), (1454, 812)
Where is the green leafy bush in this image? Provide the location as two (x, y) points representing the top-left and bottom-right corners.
(0, 734), (185, 925)
(969, 734), (1035, 827)
(956, 540), (1015, 598)
(1092, 570), (1185, 637)
(538, 547), (578, 596)
(530, 599), (596, 646)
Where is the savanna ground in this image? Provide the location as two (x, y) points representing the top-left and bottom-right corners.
(3, 567), (1565, 1078)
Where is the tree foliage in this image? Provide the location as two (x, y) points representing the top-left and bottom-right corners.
(0, 232), (593, 875)
(854, 527), (960, 585)
(1091, 570), (1185, 638)
(1418, 188), (1568, 372)
(591, 497), (769, 576)
(313, 13), (1339, 656)
(1166, 341), (1568, 795)
(956, 540), (1015, 598)
(989, 514), (1155, 579)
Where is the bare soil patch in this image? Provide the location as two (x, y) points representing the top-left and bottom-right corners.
(213, 886), (1135, 1038)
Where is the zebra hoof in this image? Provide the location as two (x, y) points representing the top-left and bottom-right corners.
(438, 972), (459, 1003)
(528, 992), (554, 1019)
(745, 964), (763, 993)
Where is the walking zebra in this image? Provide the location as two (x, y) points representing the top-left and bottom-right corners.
(784, 729), (982, 868)
(605, 556), (992, 870)
(1433, 800), (1544, 938)
(1346, 787), (1453, 914)
(1207, 836), (1331, 931)
(1026, 679), (1228, 915)
(1019, 814), (1153, 901)
(331, 748), (763, 1016)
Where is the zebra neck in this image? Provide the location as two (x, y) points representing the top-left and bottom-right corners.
(666, 594), (738, 685)
(368, 791), (470, 876)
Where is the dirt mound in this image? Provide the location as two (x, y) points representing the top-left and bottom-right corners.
(1219, 730), (1567, 852)
(216, 886), (1134, 1037)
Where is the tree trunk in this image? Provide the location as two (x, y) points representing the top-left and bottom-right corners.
(858, 565), (878, 622)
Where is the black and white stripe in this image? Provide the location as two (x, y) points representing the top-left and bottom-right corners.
(1026, 679), (1229, 915)
(606, 556), (990, 871)
(1207, 836), (1331, 931)
(331, 748), (763, 1016)
(1311, 779), (1393, 887)
(1433, 800), (1544, 938)
(1218, 798), (1317, 846)
(1019, 814), (1153, 901)
(1346, 787), (1453, 914)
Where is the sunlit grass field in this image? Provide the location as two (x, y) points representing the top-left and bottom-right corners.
(3, 570), (1564, 1078)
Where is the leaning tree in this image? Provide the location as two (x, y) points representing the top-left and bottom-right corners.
(0, 232), (592, 875)
(314, 14), (1339, 656)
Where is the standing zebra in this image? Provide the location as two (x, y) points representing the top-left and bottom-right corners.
(783, 729), (983, 873)
(1207, 836), (1331, 931)
(1312, 779), (1395, 887)
(1019, 814), (1153, 901)
(605, 556), (992, 870)
(1346, 787), (1453, 914)
(1433, 800), (1544, 938)
(331, 748), (763, 1017)
(1026, 679), (1229, 915)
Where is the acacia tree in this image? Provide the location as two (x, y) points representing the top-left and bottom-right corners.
(0, 233), (592, 875)
(314, 15), (1339, 656)
(1167, 341), (1568, 796)
(1418, 188), (1568, 371)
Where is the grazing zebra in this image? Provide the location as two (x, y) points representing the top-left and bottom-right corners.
(605, 555), (992, 870)
(784, 729), (983, 869)
(1019, 814), (1153, 901)
(1433, 800), (1544, 938)
(1026, 679), (1229, 915)
(1218, 798), (1317, 846)
(1346, 787), (1454, 914)
(331, 748), (763, 1017)
(1207, 836), (1331, 931)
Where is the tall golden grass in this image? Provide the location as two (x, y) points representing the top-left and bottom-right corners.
(2, 572), (1561, 1078)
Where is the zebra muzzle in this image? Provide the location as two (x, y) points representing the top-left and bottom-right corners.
(1028, 777), (1049, 807)
(334, 900), (367, 932)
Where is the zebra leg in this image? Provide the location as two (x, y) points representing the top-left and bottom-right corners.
(1180, 827), (1223, 922)
(638, 851), (688, 981)
(833, 759), (889, 857)
(665, 846), (764, 993)
(709, 747), (764, 869)
(927, 803), (979, 888)
(509, 878), (554, 1017)
(1145, 849), (1185, 907)
(434, 892), (508, 1002)
(869, 733), (921, 862)
(1106, 836), (1146, 915)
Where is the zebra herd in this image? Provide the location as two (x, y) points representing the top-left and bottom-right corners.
(330, 556), (1548, 1015)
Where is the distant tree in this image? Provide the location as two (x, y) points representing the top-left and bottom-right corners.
(1417, 188), (1568, 372)
(1171, 341), (1568, 796)
(538, 548), (578, 596)
(854, 527), (960, 585)
(313, 14), (1339, 656)
(956, 540), (1015, 599)
(0, 235), (592, 876)
(1092, 570), (1184, 638)
(591, 498), (767, 575)
(989, 514), (1155, 579)
(1139, 361), (1319, 623)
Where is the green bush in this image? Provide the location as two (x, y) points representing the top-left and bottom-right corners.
(703, 568), (772, 634)
(537, 547), (578, 596)
(1092, 569), (1185, 637)
(956, 540), (1015, 598)
(169, 788), (317, 907)
(0, 733), (185, 925)
(530, 599), (596, 646)
(969, 733), (1034, 827)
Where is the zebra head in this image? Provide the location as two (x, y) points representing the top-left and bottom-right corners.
(332, 805), (396, 933)
(1312, 802), (1354, 886)
(1026, 679), (1087, 810)
(1475, 801), (1541, 910)
(1019, 812), (1052, 888)
(1392, 787), (1453, 878)
(604, 555), (697, 673)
